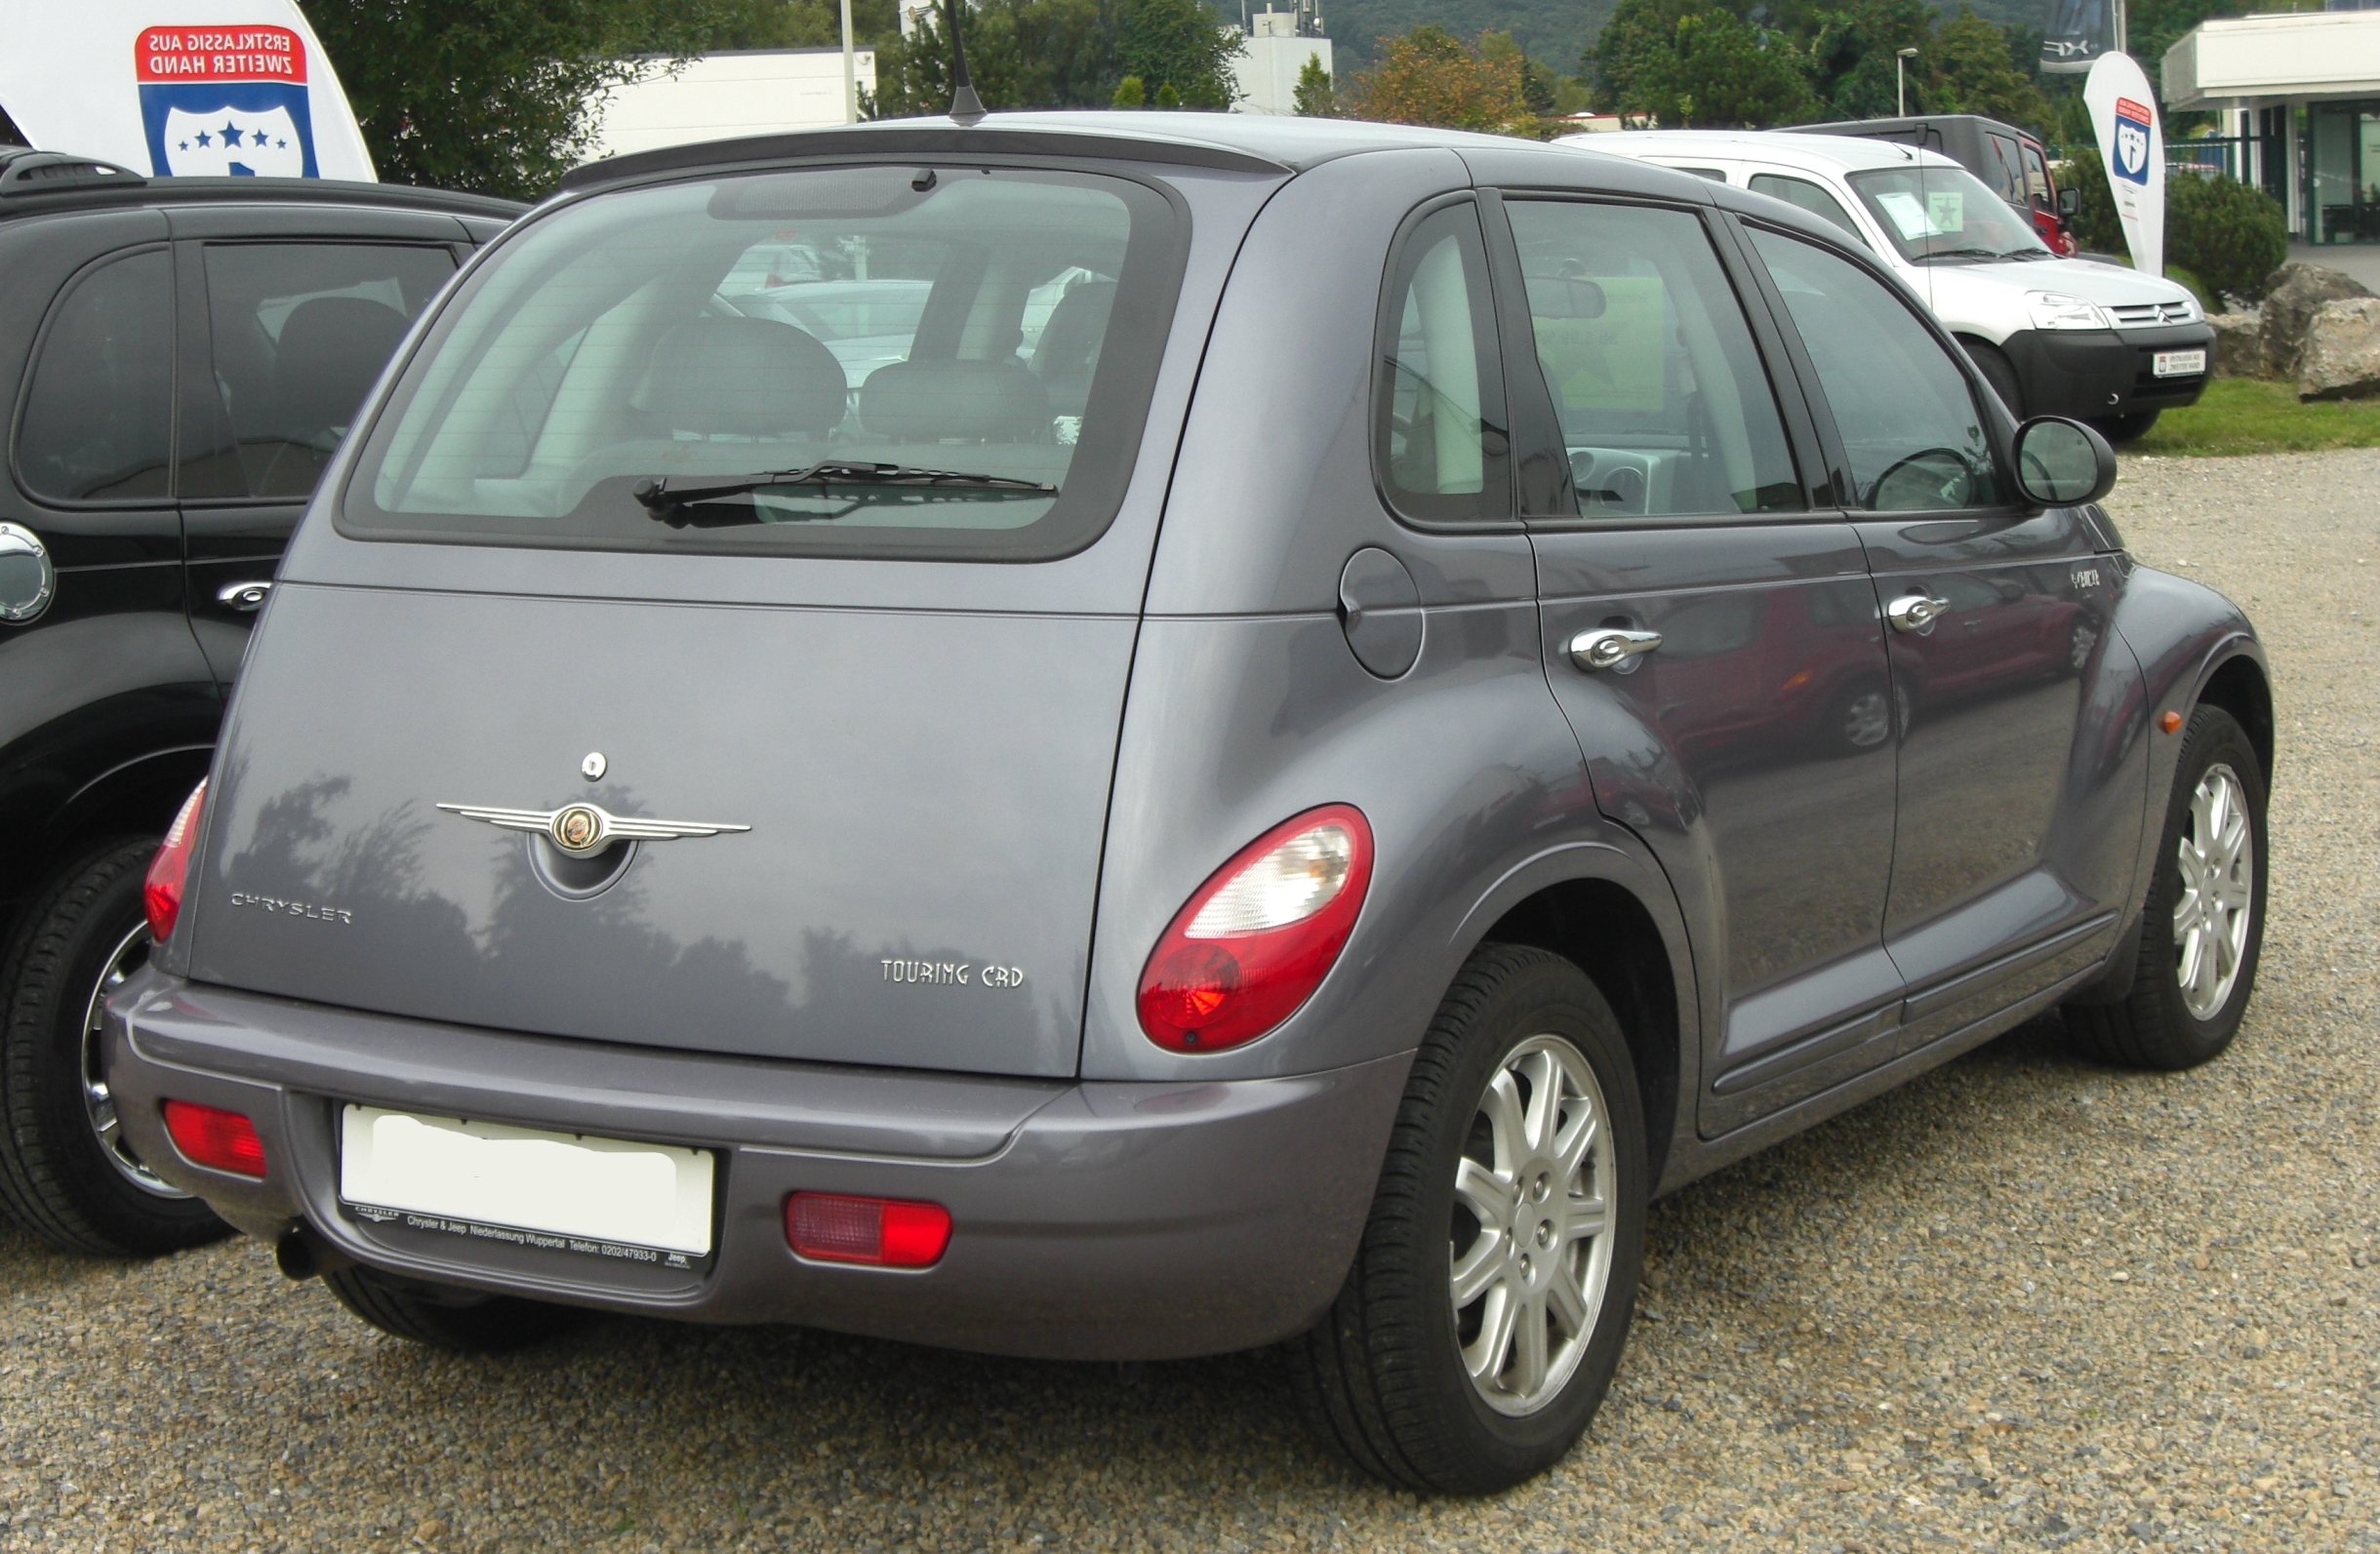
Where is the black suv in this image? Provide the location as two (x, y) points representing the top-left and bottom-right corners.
(0, 148), (517, 1255)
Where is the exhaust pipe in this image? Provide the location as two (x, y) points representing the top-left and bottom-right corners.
(274, 1224), (355, 1281)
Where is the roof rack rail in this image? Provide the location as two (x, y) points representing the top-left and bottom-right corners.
(0, 150), (148, 198)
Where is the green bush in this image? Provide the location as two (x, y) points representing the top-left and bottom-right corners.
(2167, 172), (2288, 304)
(2058, 148), (2286, 303)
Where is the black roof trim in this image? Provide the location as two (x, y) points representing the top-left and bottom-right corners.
(557, 124), (1289, 192)
(0, 149), (147, 198)
(0, 174), (523, 221)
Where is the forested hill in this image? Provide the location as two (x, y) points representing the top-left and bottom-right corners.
(1318, 0), (2046, 73)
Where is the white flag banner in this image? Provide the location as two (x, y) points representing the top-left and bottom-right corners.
(0, 1), (374, 181)
(2085, 53), (2163, 278)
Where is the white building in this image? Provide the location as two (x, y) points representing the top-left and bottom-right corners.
(587, 48), (878, 161)
(1230, 6), (1331, 116)
(2163, 9), (2380, 247)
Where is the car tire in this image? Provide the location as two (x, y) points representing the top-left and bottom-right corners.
(1964, 339), (2025, 419)
(1826, 679), (1895, 753)
(2066, 706), (2266, 1069)
(2092, 409), (2160, 443)
(1290, 942), (1645, 1494)
(322, 1263), (586, 1352)
(0, 838), (232, 1255)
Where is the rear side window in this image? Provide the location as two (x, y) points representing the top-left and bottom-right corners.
(185, 243), (456, 499)
(1745, 226), (2001, 512)
(16, 249), (174, 501)
(1747, 174), (1866, 246)
(1374, 201), (1510, 524)
(1504, 200), (1800, 519)
(1984, 134), (2025, 202)
(345, 165), (1183, 562)
(2020, 145), (2053, 204)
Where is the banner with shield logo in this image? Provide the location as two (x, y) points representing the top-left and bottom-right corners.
(2084, 53), (2165, 277)
(139, 25), (317, 177)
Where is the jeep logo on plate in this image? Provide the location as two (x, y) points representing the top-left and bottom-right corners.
(551, 805), (604, 853)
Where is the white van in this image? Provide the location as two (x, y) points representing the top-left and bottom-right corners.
(1564, 130), (2215, 440)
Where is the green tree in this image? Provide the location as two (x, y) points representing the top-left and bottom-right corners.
(699, 0), (897, 47)
(867, 0), (1123, 114)
(1154, 80), (1182, 104)
(1292, 54), (1336, 115)
(1112, 72), (1149, 104)
(303, 0), (732, 197)
(2167, 173), (2288, 302)
(1930, 3), (2049, 132)
(1118, 0), (1244, 107)
(1777, 0), (1935, 120)
(1590, 0), (1726, 115)
(1634, 9), (1819, 127)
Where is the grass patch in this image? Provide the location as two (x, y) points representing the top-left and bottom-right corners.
(2128, 377), (2380, 457)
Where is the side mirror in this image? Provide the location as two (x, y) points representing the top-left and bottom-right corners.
(2057, 185), (2080, 218)
(0, 523), (55, 624)
(2012, 416), (2117, 508)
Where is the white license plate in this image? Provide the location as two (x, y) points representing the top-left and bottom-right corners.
(2154, 349), (2207, 378)
(340, 1105), (713, 1264)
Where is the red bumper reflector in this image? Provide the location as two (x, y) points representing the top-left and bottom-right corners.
(787, 1192), (950, 1267)
(161, 1099), (265, 1177)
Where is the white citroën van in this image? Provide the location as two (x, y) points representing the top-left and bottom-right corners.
(1568, 130), (2216, 441)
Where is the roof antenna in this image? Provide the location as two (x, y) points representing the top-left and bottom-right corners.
(944, 0), (987, 126)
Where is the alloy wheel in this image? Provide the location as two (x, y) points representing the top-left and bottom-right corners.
(2173, 762), (2254, 1021)
(1448, 1033), (1616, 1415)
(79, 924), (190, 1199)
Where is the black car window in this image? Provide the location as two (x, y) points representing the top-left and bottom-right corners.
(1985, 134), (2025, 202)
(1745, 226), (2001, 512)
(346, 165), (1181, 562)
(16, 248), (174, 502)
(1747, 174), (1866, 246)
(1374, 200), (1511, 524)
(1504, 200), (1800, 520)
(2020, 144), (2053, 205)
(184, 244), (456, 500)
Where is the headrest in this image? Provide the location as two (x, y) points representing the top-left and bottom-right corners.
(858, 358), (1052, 443)
(632, 316), (847, 439)
(1031, 281), (1115, 418)
(272, 296), (413, 431)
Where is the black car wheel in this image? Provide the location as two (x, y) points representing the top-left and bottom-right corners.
(1291, 943), (1645, 1494)
(1963, 339), (2025, 419)
(323, 1263), (588, 1352)
(2092, 409), (2161, 443)
(1827, 680), (1895, 753)
(0, 838), (232, 1255)
(2067, 706), (2266, 1068)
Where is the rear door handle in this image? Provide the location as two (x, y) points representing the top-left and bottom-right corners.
(1568, 627), (1663, 672)
(1885, 593), (1951, 634)
(216, 579), (274, 613)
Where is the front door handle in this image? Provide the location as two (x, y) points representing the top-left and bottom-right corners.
(216, 579), (274, 613)
(1885, 592), (1951, 634)
(1568, 627), (1664, 672)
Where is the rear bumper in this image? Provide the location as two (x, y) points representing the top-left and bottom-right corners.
(105, 971), (1411, 1360)
(2000, 321), (2215, 419)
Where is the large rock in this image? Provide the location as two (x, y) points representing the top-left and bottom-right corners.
(2260, 261), (2373, 377)
(2208, 311), (2267, 378)
(2297, 297), (2380, 400)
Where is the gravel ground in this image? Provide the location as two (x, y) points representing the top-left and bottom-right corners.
(4, 449), (2376, 1554)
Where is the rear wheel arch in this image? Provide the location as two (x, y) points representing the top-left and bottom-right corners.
(0, 744), (212, 948)
(1477, 877), (1682, 1190)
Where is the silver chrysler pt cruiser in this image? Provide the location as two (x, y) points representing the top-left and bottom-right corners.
(102, 112), (2271, 1493)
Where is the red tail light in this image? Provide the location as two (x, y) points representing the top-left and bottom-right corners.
(162, 1098), (265, 1177)
(1137, 804), (1373, 1052)
(143, 780), (206, 943)
(787, 1192), (951, 1267)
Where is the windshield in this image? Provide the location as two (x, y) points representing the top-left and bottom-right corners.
(343, 164), (1182, 560)
(1845, 165), (2049, 262)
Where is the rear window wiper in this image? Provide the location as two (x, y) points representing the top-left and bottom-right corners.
(632, 461), (1058, 528)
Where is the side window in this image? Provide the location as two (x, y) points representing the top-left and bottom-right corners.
(1504, 200), (1801, 519)
(1747, 174), (1867, 246)
(16, 249), (174, 501)
(186, 243), (456, 499)
(1745, 226), (2001, 512)
(1374, 202), (1510, 523)
(1985, 135), (2026, 202)
(2020, 145), (2054, 206)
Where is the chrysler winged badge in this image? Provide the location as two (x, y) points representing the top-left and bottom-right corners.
(436, 800), (750, 857)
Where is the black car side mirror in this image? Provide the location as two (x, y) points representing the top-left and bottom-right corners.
(2012, 416), (2117, 508)
(2058, 186), (2080, 218)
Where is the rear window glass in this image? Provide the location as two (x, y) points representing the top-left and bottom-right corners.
(343, 165), (1183, 561)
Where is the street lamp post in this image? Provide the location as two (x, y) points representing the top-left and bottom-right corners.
(1896, 47), (1918, 117)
